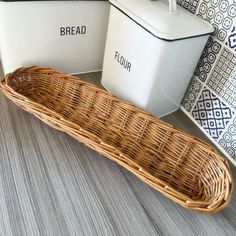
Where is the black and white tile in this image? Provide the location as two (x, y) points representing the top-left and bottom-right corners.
(207, 47), (236, 94)
(226, 25), (236, 52)
(181, 0), (236, 165)
(219, 75), (236, 109)
(192, 88), (235, 140)
(177, 0), (200, 13)
(196, 0), (236, 42)
(219, 117), (236, 163)
(194, 37), (221, 82)
(182, 77), (203, 112)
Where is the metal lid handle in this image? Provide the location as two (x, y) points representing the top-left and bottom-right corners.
(168, 0), (178, 14)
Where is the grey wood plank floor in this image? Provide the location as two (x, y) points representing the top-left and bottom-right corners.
(0, 65), (235, 236)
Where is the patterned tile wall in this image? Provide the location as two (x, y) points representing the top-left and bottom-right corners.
(179, 0), (236, 165)
(219, 117), (236, 160)
(177, 0), (200, 13)
(194, 37), (221, 82)
(191, 88), (235, 140)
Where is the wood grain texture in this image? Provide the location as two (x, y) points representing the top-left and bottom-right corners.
(0, 65), (235, 235)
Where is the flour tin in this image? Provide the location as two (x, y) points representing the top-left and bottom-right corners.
(101, 0), (214, 117)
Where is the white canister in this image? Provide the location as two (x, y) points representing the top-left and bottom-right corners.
(0, 0), (109, 75)
(101, 0), (214, 117)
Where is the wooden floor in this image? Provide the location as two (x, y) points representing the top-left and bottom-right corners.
(0, 66), (235, 236)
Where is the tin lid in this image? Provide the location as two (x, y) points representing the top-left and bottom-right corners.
(109, 0), (214, 41)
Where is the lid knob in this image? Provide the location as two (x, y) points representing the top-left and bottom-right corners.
(169, 0), (178, 14)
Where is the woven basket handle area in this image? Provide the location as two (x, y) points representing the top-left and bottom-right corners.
(4, 66), (36, 87)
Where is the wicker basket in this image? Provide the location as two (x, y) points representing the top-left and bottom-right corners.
(0, 66), (233, 214)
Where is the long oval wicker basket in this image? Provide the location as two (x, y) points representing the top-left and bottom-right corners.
(0, 66), (233, 214)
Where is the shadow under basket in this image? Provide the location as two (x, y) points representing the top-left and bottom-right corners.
(0, 66), (233, 214)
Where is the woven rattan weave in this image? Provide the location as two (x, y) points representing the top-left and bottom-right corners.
(0, 66), (233, 214)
